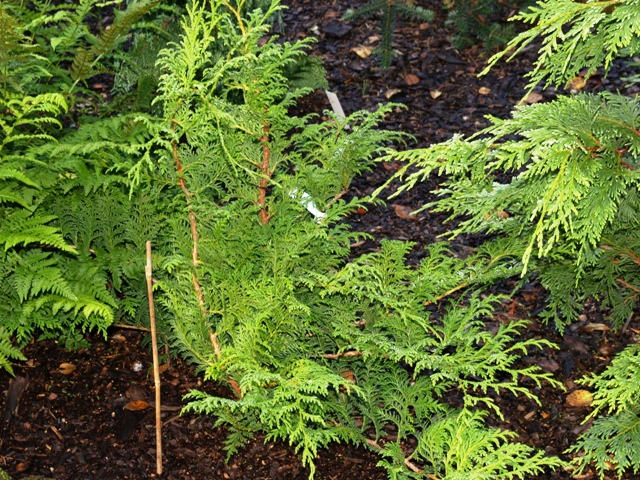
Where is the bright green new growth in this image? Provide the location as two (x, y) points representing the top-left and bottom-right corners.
(134, 1), (561, 477)
(385, 0), (640, 477)
(387, 92), (640, 327)
(1, 0), (566, 477)
(483, 0), (640, 92)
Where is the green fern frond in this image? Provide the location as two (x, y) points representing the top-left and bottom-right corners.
(0, 326), (26, 376)
(1, 210), (74, 253)
(70, 0), (160, 82)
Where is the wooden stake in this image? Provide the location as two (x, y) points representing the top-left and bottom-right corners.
(145, 241), (163, 475)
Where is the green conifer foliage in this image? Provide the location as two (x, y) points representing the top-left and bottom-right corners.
(383, 0), (640, 476)
(124, 1), (563, 477)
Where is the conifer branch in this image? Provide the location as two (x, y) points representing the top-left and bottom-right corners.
(209, 332), (243, 399)
(171, 120), (205, 311)
(616, 278), (640, 295)
(257, 123), (272, 225)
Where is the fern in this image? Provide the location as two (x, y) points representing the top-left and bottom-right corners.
(70, 0), (161, 83)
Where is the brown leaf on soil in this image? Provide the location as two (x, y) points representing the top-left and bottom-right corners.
(537, 359), (560, 373)
(126, 385), (148, 401)
(599, 344), (614, 356)
(124, 400), (152, 411)
(478, 86), (491, 95)
(429, 90), (442, 99)
(566, 389), (593, 407)
(580, 322), (610, 333)
(567, 76), (586, 91)
(384, 88), (402, 99)
(520, 92), (544, 104)
(393, 204), (418, 221)
(58, 362), (76, 375)
(324, 9), (339, 19)
(405, 73), (420, 86)
(564, 335), (590, 353)
(352, 46), (373, 58)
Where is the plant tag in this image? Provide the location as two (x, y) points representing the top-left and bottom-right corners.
(290, 189), (327, 221)
(325, 91), (351, 130)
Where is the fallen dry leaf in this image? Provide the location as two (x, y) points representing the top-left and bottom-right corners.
(537, 359), (560, 373)
(124, 400), (152, 411)
(339, 370), (356, 383)
(366, 34), (381, 44)
(566, 389), (593, 407)
(581, 322), (610, 333)
(599, 344), (614, 356)
(324, 9), (339, 19)
(351, 45), (373, 58)
(384, 88), (402, 99)
(58, 362), (76, 375)
(419, 22), (430, 30)
(110, 333), (126, 342)
(405, 73), (420, 86)
(478, 86), (491, 95)
(520, 92), (544, 104)
(567, 76), (586, 91)
(429, 90), (442, 99)
(393, 204), (419, 221)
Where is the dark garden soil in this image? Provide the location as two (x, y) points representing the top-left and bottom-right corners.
(3, 0), (640, 479)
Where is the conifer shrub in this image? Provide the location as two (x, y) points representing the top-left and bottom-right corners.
(1, 0), (567, 477)
(384, 0), (640, 476)
(121, 0), (563, 477)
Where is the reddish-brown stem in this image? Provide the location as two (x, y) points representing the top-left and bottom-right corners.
(617, 277), (640, 295)
(257, 124), (272, 224)
(619, 247), (640, 267)
(364, 438), (426, 476)
(209, 332), (243, 399)
(171, 121), (206, 312)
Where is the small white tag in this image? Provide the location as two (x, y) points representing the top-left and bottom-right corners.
(325, 90), (346, 122)
(289, 189), (327, 221)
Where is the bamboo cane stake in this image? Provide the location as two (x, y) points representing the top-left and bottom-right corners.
(145, 241), (163, 475)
